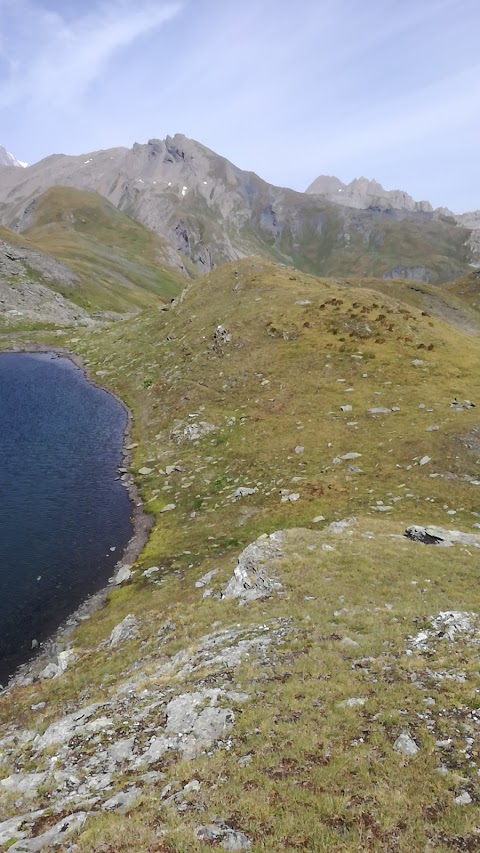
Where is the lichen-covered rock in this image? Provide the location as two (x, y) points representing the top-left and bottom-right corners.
(405, 525), (480, 548)
(108, 614), (140, 647)
(223, 533), (283, 601)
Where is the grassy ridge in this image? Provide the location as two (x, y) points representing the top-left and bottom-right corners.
(1, 260), (480, 850)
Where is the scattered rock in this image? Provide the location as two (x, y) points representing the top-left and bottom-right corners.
(281, 492), (300, 503)
(338, 697), (366, 708)
(213, 325), (232, 346)
(454, 791), (472, 805)
(195, 570), (218, 588)
(328, 517), (356, 533)
(409, 611), (477, 651)
(231, 487), (258, 499)
(138, 467), (153, 475)
(104, 787), (141, 811)
(368, 407), (392, 414)
(108, 615), (140, 647)
(172, 420), (216, 443)
(143, 566), (160, 578)
(419, 455), (431, 466)
(160, 503), (176, 513)
(393, 731), (419, 757)
(196, 822), (252, 850)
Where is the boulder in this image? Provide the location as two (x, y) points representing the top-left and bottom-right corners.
(108, 615), (140, 647)
(405, 525), (480, 548)
(223, 534), (282, 601)
(393, 731), (419, 757)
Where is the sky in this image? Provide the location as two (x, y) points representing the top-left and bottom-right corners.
(0, 0), (479, 211)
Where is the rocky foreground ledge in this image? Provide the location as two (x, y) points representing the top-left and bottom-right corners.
(1, 521), (480, 851)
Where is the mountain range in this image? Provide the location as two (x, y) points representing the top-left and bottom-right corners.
(1, 133), (479, 326)
(1, 133), (480, 852)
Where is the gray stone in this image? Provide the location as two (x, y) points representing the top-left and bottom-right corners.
(195, 569), (218, 588)
(107, 737), (136, 763)
(454, 791), (472, 805)
(160, 503), (176, 512)
(281, 492), (300, 503)
(138, 467), (153, 475)
(0, 812), (45, 847)
(368, 407), (392, 414)
(393, 731), (419, 756)
(191, 707), (235, 746)
(39, 662), (60, 679)
(405, 525), (480, 548)
(108, 614), (140, 647)
(134, 735), (177, 767)
(328, 517), (356, 533)
(8, 812), (87, 852)
(103, 787), (141, 811)
(338, 697), (366, 708)
(223, 535), (282, 601)
(340, 405), (352, 412)
(35, 703), (108, 750)
(112, 564), (134, 585)
(419, 455), (431, 466)
(0, 773), (48, 798)
(196, 823), (252, 850)
(143, 566), (160, 578)
(231, 487), (258, 499)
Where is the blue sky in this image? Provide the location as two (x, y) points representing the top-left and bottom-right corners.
(0, 0), (479, 211)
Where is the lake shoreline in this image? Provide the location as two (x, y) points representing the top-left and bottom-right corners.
(0, 344), (154, 692)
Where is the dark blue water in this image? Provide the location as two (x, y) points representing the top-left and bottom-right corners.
(0, 352), (133, 685)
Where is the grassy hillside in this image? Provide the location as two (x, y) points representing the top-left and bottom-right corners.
(444, 268), (480, 317)
(1, 260), (480, 851)
(23, 187), (185, 313)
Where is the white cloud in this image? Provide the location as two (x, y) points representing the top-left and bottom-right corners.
(0, 0), (185, 108)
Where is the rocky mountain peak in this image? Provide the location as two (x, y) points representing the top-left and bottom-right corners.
(0, 145), (27, 168)
(306, 173), (433, 214)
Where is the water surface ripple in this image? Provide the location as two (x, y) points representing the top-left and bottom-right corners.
(0, 352), (133, 685)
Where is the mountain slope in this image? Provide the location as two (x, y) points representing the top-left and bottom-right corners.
(1, 259), (480, 850)
(0, 135), (473, 283)
(20, 186), (185, 313)
(0, 225), (91, 329)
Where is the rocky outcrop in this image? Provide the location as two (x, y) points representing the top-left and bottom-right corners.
(223, 533), (283, 601)
(405, 525), (480, 548)
(306, 175), (433, 213)
(0, 237), (92, 327)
